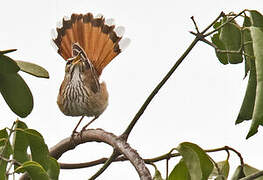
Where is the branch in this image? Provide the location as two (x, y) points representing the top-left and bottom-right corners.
(49, 129), (152, 180)
(122, 37), (200, 140)
(89, 150), (120, 180)
(59, 145), (243, 170)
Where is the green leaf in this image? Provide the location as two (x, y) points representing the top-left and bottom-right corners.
(243, 164), (263, 180)
(219, 17), (243, 64)
(47, 157), (60, 180)
(0, 53), (20, 74)
(0, 73), (33, 118)
(25, 129), (49, 170)
(0, 49), (17, 55)
(211, 33), (228, 65)
(13, 121), (30, 170)
(16, 60), (49, 78)
(0, 129), (13, 180)
(231, 165), (245, 180)
(247, 27), (263, 138)
(236, 56), (256, 124)
(209, 160), (230, 179)
(168, 159), (190, 180)
(177, 142), (214, 180)
(249, 10), (263, 27)
(15, 161), (49, 180)
(242, 16), (253, 79)
(13, 122), (60, 179)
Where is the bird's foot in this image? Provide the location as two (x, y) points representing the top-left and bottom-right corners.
(79, 127), (87, 140)
(69, 130), (79, 147)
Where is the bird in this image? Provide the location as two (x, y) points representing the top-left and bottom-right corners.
(51, 13), (130, 134)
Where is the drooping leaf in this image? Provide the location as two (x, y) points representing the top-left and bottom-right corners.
(25, 129), (49, 171)
(168, 159), (190, 180)
(247, 26), (263, 138)
(211, 33), (228, 65)
(0, 53), (20, 74)
(0, 73), (33, 118)
(249, 10), (263, 27)
(15, 161), (49, 180)
(177, 142), (214, 180)
(236, 56), (256, 124)
(231, 165), (245, 180)
(219, 17), (243, 64)
(13, 121), (59, 179)
(16, 60), (49, 78)
(212, 17), (243, 65)
(242, 16), (253, 79)
(13, 121), (30, 170)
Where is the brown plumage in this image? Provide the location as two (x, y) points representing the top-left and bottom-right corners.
(52, 12), (130, 133)
(53, 13), (125, 75)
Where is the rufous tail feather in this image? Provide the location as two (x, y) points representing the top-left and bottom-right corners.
(52, 12), (130, 75)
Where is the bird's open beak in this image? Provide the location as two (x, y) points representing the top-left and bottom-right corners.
(72, 54), (82, 65)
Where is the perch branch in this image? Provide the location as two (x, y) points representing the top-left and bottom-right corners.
(49, 129), (151, 180)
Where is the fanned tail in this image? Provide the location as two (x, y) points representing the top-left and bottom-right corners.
(51, 12), (130, 75)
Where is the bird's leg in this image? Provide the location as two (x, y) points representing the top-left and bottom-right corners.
(71, 116), (85, 138)
(80, 116), (99, 134)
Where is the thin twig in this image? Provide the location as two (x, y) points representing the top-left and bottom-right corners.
(59, 146), (243, 170)
(201, 11), (225, 34)
(88, 150), (120, 180)
(191, 16), (200, 33)
(204, 10), (247, 37)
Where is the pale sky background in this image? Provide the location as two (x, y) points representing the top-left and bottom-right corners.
(0, 0), (263, 179)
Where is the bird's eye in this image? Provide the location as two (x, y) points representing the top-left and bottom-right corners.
(66, 60), (72, 65)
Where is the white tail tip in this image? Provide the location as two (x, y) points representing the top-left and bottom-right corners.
(56, 19), (63, 29)
(63, 15), (70, 21)
(95, 13), (103, 18)
(114, 26), (125, 37)
(105, 18), (115, 26)
(119, 38), (131, 51)
(51, 28), (58, 39)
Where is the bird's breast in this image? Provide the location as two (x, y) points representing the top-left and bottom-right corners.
(57, 79), (109, 117)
